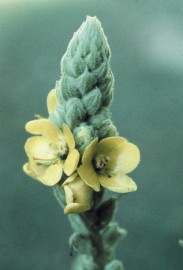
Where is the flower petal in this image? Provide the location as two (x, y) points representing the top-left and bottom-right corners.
(96, 137), (140, 174)
(82, 138), (98, 164)
(95, 137), (127, 161)
(64, 201), (91, 214)
(109, 142), (140, 174)
(23, 162), (38, 180)
(24, 136), (57, 160)
(64, 149), (80, 176)
(78, 163), (100, 192)
(62, 172), (78, 185)
(63, 174), (93, 214)
(99, 174), (137, 193)
(23, 159), (48, 183)
(62, 124), (75, 150)
(37, 162), (64, 186)
(25, 119), (63, 144)
(29, 158), (48, 176)
(47, 89), (60, 114)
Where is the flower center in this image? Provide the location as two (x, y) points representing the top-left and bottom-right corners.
(94, 154), (109, 174)
(57, 138), (68, 160)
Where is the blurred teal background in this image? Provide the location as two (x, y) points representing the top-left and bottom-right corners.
(1, 0), (183, 269)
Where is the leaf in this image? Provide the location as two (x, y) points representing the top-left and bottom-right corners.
(96, 197), (117, 229)
(105, 260), (124, 270)
(71, 255), (99, 270)
(82, 88), (102, 115)
(102, 223), (127, 247)
(69, 232), (94, 255)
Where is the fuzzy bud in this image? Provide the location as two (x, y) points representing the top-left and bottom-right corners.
(54, 16), (117, 153)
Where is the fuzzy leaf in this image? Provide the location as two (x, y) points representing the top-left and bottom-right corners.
(77, 69), (98, 96)
(97, 119), (113, 138)
(88, 107), (111, 138)
(72, 255), (99, 270)
(103, 223), (127, 247)
(105, 260), (124, 270)
(49, 105), (66, 129)
(104, 123), (118, 137)
(88, 107), (110, 128)
(69, 232), (94, 255)
(65, 98), (87, 129)
(82, 88), (102, 115)
(60, 75), (81, 101)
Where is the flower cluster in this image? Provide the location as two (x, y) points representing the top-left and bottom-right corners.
(23, 90), (140, 214)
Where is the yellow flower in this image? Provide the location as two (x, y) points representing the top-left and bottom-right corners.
(23, 88), (79, 185)
(23, 120), (79, 186)
(78, 137), (140, 193)
(62, 172), (93, 214)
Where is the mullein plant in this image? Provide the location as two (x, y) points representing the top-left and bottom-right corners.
(23, 16), (140, 270)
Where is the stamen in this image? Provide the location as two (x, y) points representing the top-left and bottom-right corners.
(57, 139), (68, 160)
(94, 154), (109, 174)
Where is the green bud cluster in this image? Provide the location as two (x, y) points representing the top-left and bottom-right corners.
(49, 16), (117, 154)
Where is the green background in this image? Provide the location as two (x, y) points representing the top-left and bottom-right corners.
(1, 0), (183, 269)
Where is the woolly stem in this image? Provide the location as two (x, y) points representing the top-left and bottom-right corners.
(79, 196), (107, 269)
(80, 213), (108, 269)
(53, 185), (125, 270)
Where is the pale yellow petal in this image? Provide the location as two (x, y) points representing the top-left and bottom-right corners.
(78, 163), (100, 192)
(96, 137), (140, 175)
(62, 123), (75, 150)
(24, 137), (57, 160)
(63, 174), (93, 203)
(38, 162), (64, 186)
(30, 159), (48, 175)
(63, 174), (93, 214)
(64, 202), (91, 214)
(62, 172), (78, 185)
(99, 174), (137, 193)
(23, 162), (38, 180)
(23, 161), (48, 184)
(82, 138), (98, 164)
(64, 149), (80, 176)
(25, 119), (63, 144)
(109, 142), (140, 175)
(47, 89), (60, 114)
(64, 185), (74, 204)
(95, 137), (127, 164)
